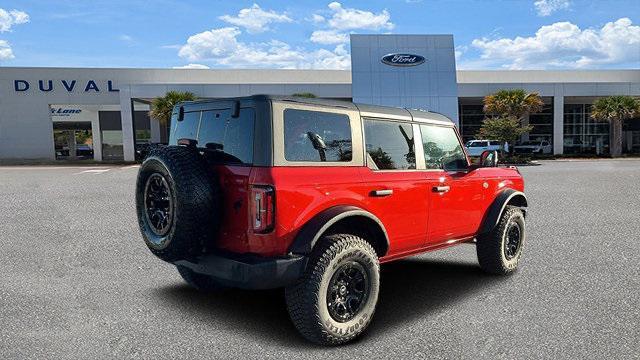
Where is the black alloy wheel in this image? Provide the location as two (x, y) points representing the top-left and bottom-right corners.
(144, 173), (174, 238)
(503, 222), (522, 260)
(326, 261), (370, 323)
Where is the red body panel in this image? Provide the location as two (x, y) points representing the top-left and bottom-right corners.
(214, 164), (524, 261)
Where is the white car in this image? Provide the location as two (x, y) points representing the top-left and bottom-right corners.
(464, 140), (504, 157)
(514, 140), (552, 154)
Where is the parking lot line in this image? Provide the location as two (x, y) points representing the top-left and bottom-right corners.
(73, 169), (111, 175)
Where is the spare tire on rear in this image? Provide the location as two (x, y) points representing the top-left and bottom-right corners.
(135, 145), (220, 262)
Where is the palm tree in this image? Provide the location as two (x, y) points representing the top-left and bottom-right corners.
(483, 89), (544, 120)
(149, 91), (197, 126)
(590, 95), (640, 157)
(479, 89), (543, 155)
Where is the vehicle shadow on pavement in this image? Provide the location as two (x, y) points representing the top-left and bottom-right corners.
(153, 257), (499, 348)
(371, 258), (501, 336)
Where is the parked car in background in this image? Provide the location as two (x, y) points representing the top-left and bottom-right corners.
(514, 140), (552, 154)
(464, 140), (504, 156)
(75, 144), (94, 157)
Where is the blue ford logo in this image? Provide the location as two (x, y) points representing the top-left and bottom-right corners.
(381, 53), (425, 67)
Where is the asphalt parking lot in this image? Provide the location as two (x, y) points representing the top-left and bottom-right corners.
(1, 160), (639, 359)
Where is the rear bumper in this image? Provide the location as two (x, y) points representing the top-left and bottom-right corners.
(174, 252), (307, 290)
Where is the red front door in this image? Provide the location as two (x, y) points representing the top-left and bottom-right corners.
(426, 169), (486, 245)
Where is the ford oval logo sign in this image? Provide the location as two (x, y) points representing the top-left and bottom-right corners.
(381, 53), (425, 67)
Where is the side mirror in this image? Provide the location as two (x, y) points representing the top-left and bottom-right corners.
(480, 150), (499, 167)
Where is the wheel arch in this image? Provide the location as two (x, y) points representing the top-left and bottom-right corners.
(478, 189), (528, 236)
(288, 205), (390, 258)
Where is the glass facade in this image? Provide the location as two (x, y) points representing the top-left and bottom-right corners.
(458, 104), (484, 143)
(99, 111), (124, 160)
(459, 99), (553, 146)
(563, 104), (610, 155)
(528, 101), (553, 144)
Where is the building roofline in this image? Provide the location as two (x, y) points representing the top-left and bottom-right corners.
(456, 69), (640, 83)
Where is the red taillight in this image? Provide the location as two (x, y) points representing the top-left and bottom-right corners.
(251, 185), (275, 233)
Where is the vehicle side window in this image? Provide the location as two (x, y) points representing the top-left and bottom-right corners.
(284, 109), (352, 162)
(420, 125), (468, 171)
(169, 111), (200, 144)
(364, 119), (415, 170)
(198, 108), (255, 164)
(490, 141), (500, 146)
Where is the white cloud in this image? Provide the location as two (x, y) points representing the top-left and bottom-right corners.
(173, 63), (210, 69)
(178, 27), (350, 69)
(310, 14), (325, 23)
(0, 8), (29, 32)
(471, 18), (640, 69)
(0, 39), (14, 60)
(179, 27), (243, 60)
(534, 0), (570, 16)
(325, 2), (393, 31)
(119, 34), (134, 43)
(454, 45), (467, 62)
(219, 3), (292, 34)
(307, 3), (393, 46)
(310, 30), (349, 45)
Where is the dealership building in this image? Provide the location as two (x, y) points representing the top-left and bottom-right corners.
(1, 34), (639, 162)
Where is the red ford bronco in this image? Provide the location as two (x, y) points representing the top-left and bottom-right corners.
(136, 95), (527, 345)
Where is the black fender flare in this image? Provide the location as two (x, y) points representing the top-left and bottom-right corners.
(287, 205), (390, 256)
(478, 189), (528, 236)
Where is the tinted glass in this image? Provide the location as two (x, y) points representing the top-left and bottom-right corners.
(490, 141), (501, 146)
(364, 120), (415, 170)
(169, 111), (200, 144)
(421, 125), (467, 171)
(198, 108), (255, 164)
(284, 109), (352, 162)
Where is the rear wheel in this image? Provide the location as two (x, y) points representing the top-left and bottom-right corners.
(477, 206), (526, 275)
(285, 234), (379, 345)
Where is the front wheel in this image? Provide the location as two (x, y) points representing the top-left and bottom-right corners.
(477, 206), (526, 275)
(285, 234), (380, 345)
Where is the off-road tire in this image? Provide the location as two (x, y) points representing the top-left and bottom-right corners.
(477, 206), (526, 275)
(176, 265), (225, 292)
(285, 234), (380, 345)
(136, 145), (220, 262)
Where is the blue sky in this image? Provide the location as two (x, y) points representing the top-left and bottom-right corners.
(0, 0), (638, 69)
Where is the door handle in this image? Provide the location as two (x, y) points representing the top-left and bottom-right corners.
(432, 185), (450, 193)
(371, 189), (393, 197)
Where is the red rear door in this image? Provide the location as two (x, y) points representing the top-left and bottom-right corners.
(360, 119), (429, 255)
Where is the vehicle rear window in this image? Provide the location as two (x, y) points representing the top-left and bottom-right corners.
(284, 109), (352, 162)
(169, 111), (200, 143)
(198, 108), (255, 164)
(420, 125), (467, 171)
(364, 119), (415, 170)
